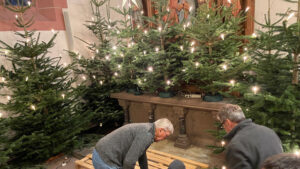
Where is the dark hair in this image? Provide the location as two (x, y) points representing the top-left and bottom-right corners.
(262, 153), (300, 169)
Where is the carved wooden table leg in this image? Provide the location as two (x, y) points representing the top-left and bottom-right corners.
(174, 107), (190, 149)
(143, 103), (156, 123)
(118, 99), (131, 125)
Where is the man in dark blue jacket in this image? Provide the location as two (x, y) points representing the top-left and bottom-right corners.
(217, 104), (283, 169)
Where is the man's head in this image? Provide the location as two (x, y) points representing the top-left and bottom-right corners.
(154, 118), (174, 142)
(262, 153), (300, 169)
(217, 104), (245, 133)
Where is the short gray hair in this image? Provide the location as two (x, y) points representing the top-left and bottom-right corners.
(154, 118), (174, 134)
(218, 104), (245, 123)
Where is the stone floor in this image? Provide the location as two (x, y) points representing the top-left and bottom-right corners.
(45, 140), (225, 169)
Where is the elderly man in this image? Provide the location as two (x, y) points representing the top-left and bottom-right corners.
(262, 153), (300, 169)
(92, 118), (174, 169)
(217, 104), (283, 169)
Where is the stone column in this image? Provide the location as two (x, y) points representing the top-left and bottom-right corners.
(143, 103), (156, 123)
(118, 99), (131, 124)
(174, 106), (190, 149)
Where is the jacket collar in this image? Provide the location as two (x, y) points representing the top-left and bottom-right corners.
(224, 119), (253, 141)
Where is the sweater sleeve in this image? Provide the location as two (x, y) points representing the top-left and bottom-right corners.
(123, 135), (151, 169)
(226, 144), (252, 169)
(138, 152), (148, 169)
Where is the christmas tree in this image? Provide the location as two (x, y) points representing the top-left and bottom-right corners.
(70, 0), (123, 126)
(181, 1), (248, 97)
(234, 0), (300, 151)
(0, 2), (90, 166)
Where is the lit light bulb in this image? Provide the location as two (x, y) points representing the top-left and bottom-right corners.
(287, 12), (295, 21)
(190, 41), (195, 46)
(195, 62), (199, 67)
(51, 29), (55, 33)
(26, 38), (30, 43)
(120, 53), (124, 57)
(96, 49), (99, 53)
(183, 24), (187, 30)
(100, 80), (103, 85)
(127, 15), (131, 20)
(140, 11), (144, 15)
(252, 33), (257, 38)
(91, 56), (95, 59)
(108, 25), (111, 29)
(230, 80), (235, 86)
(221, 140), (226, 146)
(25, 76), (28, 81)
(222, 65), (227, 70)
(91, 17), (95, 21)
(63, 63), (67, 67)
(244, 47), (248, 51)
(155, 47), (159, 52)
(189, 6), (193, 12)
(143, 51), (147, 55)
(137, 24), (141, 29)
(144, 78), (147, 82)
(27, 1), (31, 6)
(144, 30), (148, 35)
(7, 96), (11, 101)
(4, 50), (9, 55)
(105, 55), (110, 60)
(182, 69), (186, 72)
(227, 0), (231, 4)
(93, 75), (96, 79)
(117, 30), (120, 34)
(220, 34), (225, 40)
(0, 112), (2, 118)
(31, 105), (36, 110)
(167, 7), (170, 12)
(138, 79), (142, 84)
(180, 46), (184, 51)
(15, 15), (18, 19)
(78, 55), (81, 59)
(190, 47), (195, 53)
(114, 72), (118, 76)
(128, 43), (132, 48)
(82, 76), (86, 80)
(245, 6), (250, 12)
(252, 86), (259, 94)
(207, 14), (210, 19)
(99, 123), (103, 127)
(222, 166), (227, 169)
(118, 64), (122, 69)
(62, 94), (65, 99)
(1, 77), (5, 82)
(112, 46), (117, 50)
(187, 22), (191, 27)
(158, 26), (162, 32)
(295, 150), (299, 156)
(166, 80), (171, 85)
(62, 162), (67, 167)
(147, 66), (153, 72)
(243, 56), (248, 62)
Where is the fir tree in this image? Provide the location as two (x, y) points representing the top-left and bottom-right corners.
(0, 2), (90, 166)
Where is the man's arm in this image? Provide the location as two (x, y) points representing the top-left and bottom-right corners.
(226, 144), (253, 169)
(138, 152), (148, 169)
(123, 135), (151, 169)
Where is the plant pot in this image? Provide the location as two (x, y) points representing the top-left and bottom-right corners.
(126, 88), (142, 95)
(158, 92), (174, 98)
(203, 93), (223, 102)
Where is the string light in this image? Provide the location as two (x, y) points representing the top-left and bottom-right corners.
(143, 51), (147, 55)
(182, 69), (186, 72)
(91, 17), (95, 21)
(114, 72), (119, 76)
(92, 75), (96, 79)
(220, 34), (225, 40)
(183, 24), (186, 30)
(4, 50), (9, 55)
(1, 77), (6, 82)
(96, 49), (99, 53)
(15, 15), (18, 19)
(252, 33), (257, 38)
(221, 140), (226, 146)
(31, 105), (36, 110)
(158, 26), (162, 32)
(105, 55), (110, 60)
(99, 80), (103, 85)
(295, 150), (299, 156)
(120, 53), (124, 57)
(227, 0), (231, 4)
(190, 47), (195, 53)
(243, 56), (248, 62)
(117, 30), (120, 34)
(195, 62), (199, 67)
(252, 86), (259, 94)
(25, 76), (28, 81)
(138, 79), (142, 84)
(144, 78), (147, 82)
(230, 80), (235, 86)
(155, 47), (159, 52)
(78, 55), (81, 59)
(178, 46), (183, 51)
(51, 29), (55, 33)
(26, 38), (30, 43)
(0, 112), (2, 118)
(167, 7), (170, 12)
(6, 96), (11, 101)
(82, 76), (86, 80)
(144, 30), (148, 35)
(287, 12), (295, 21)
(140, 11), (144, 15)
(245, 6), (250, 12)
(27, 1), (31, 6)
(147, 66), (153, 72)
(118, 64), (122, 69)
(112, 46), (117, 50)
(137, 24), (141, 29)
(108, 25), (111, 29)
(99, 122), (103, 127)
(166, 80), (171, 85)
(244, 47), (248, 51)
(189, 6), (193, 12)
(190, 41), (195, 46)
(61, 94), (65, 99)
(187, 22), (191, 27)
(128, 43), (132, 48)
(127, 15), (131, 20)
(207, 14), (210, 19)
(91, 56), (95, 59)
(63, 63), (67, 67)
(222, 65), (227, 70)
(222, 166), (227, 169)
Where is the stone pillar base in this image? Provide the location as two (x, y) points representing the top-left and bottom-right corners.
(174, 134), (190, 149)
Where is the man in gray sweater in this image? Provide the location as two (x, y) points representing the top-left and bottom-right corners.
(92, 118), (174, 169)
(217, 104), (283, 169)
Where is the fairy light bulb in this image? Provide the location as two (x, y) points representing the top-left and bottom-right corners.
(15, 15), (18, 19)
(108, 25), (111, 29)
(91, 56), (95, 60)
(207, 14), (210, 19)
(96, 49), (99, 53)
(0, 112), (2, 118)
(155, 47), (159, 52)
(105, 55), (110, 60)
(143, 51), (147, 55)
(26, 38), (30, 43)
(114, 72), (118, 76)
(61, 94), (65, 99)
(183, 24), (187, 30)
(287, 12), (295, 21)
(166, 80), (171, 85)
(138, 79), (142, 84)
(144, 78), (147, 82)
(220, 34), (225, 40)
(1, 77), (5, 82)
(195, 62), (199, 67)
(221, 140), (226, 146)
(158, 26), (162, 32)
(127, 15), (131, 20)
(243, 56), (248, 62)
(189, 6), (193, 12)
(180, 46), (184, 51)
(91, 17), (95, 21)
(128, 43), (132, 48)
(7, 96), (11, 101)
(222, 65), (227, 70)
(112, 46), (117, 50)
(190, 47), (195, 53)
(25, 76), (28, 81)
(252, 86), (259, 94)
(295, 150), (299, 156)
(144, 30), (148, 35)
(27, 1), (31, 6)
(78, 55), (81, 59)
(244, 47), (248, 51)
(167, 7), (170, 12)
(245, 6), (250, 12)
(137, 24), (141, 29)
(227, 0), (231, 4)
(222, 166), (227, 169)
(147, 66), (153, 72)
(187, 22), (191, 27)
(92, 75), (96, 79)
(99, 122), (103, 127)
(252, 33), (257, 38)
(117, 30), (120, 34)
(230, 80), (235, 86)
(31, 105), (36, 110)
(63, 63), (67, 67)
(51, 29), (55, 33)
(118, 64), (122, 69)
(82, 76), (86, 80)
(120, 53), (124, 57)
(140, 11), (144, 15)
(100, 80), (103, 85)
(4, 50), (9, 55)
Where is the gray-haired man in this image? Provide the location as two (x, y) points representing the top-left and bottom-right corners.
(92, 118), (174, 169)
(217, 104), (283, 169)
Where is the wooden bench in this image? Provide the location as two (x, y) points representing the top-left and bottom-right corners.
(75, 149), (209, 169)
